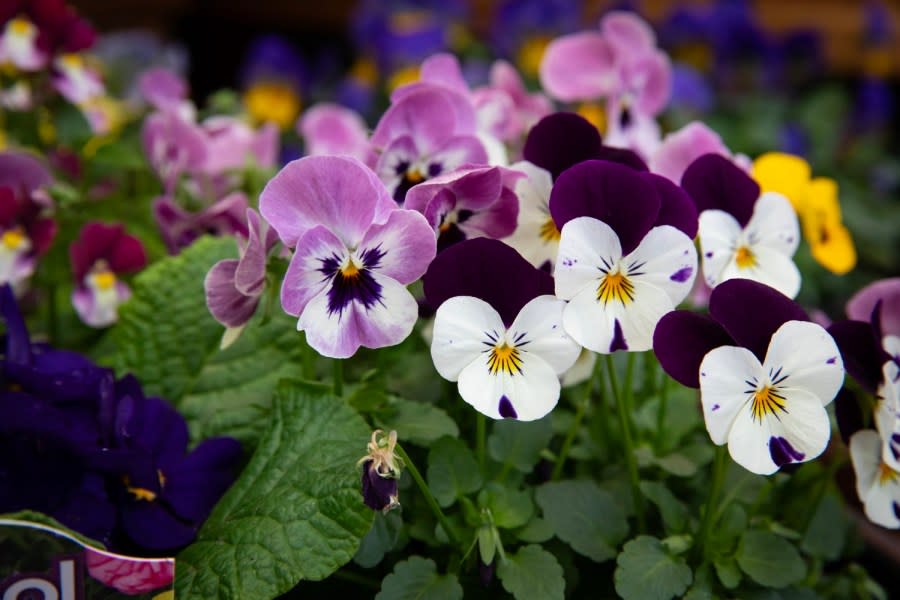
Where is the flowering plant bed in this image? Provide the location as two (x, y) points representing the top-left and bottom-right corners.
(1, 1), (898, 598)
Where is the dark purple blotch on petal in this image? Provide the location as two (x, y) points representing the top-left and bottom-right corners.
(522, 112), (603, 180)
(610, 319), (628, 352)
(361, 460), (399, 512)
(670, 267), (693, 283)
(423, 238), (553, 327)
(827, 319), (888, 394)
(653, 310), (734, 388)
(894, 502), (900, 521)
(320, 248), (386, 316)
(709, 279), (808, 362)
(769, 436), (805, 467)
(681, 154), (759, 227)
(644, 172), (698, 238)
(549, 160), (660, 255)
(498, 395), (517, 419)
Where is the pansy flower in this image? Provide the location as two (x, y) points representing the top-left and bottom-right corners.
(52, 52), (104, 105)
(552, 159), (698, 353)
(239, 34), (305, 130)
(752, 152), (856, 275)
(153, 192), (249, 255)
(683, 154), (801, 298)
(654, 279), (844, 475)
(199, 115), (279, 175)
(502, 160), (556, 270)
(405, 164), (522, 251)
(69, 222), (147, 328)
(426, 238), (580, 420)
(205, 208), (279, 348)
(850, 428), (900, 529)
(0, 15), (46, 70)
(299, 103), (373, 163)
(471, 59), (552, 143)
(141, 110), (208, 193)
(137, 66), (194, 118)
(0, 151), (57, 291)
(260, 155), (436, 358)
(649, 121), (751, 184)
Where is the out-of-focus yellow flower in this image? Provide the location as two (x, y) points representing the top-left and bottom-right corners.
(387, 65), (419, 93)
(517, 35), (551, 80)
(0, 129), (6, 150)
(349, 57), (378, 86)
(576, 102), (607, 135)
(243, 81), (301, 130)
(752, 152), (856, 275)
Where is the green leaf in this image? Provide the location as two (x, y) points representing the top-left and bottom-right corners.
(801, 492), (847, 560)
(488, 416), (553, 473)
(376, 397), (459, 446)
(535, 480), (628, 562)
(713, 556), (742, 589)
(736, 530), (806, 588)
(175, 382), (373, 599)
(711, 503), (748, 554)
(516, 517), (554, 543)
(684, 565), (714, 600)
(376, 556), (463, 600)
(497, 544), (565, 600)
(354, 511), (404, 568)
(0, 510), (104, 549)
(110, 237), (306, 448)
(640, 482), (688, 533)
(479, 482), (534, 529)
(614, 536), (693, 600)
(427, 437), (482, 507)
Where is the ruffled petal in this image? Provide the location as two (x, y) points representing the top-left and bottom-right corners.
(763, 321), (843, 405)
(626, 224), (697, 306)
(554, 217), (622, 300)
(746, 192), (800, 256)
(539, 32), (617, 102)
(654, 311), (734, 388)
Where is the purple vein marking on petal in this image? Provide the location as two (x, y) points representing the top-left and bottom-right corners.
(711, 403), (720, 411)
(609, 319), (628, 352)
(826, 356), (837, 364)
(498, 395), (517, 419)
(705, 252), (713, 258)
(769, 436), (805, 467)
(319, 253), (384, 316)
(670, 267), (693, 282)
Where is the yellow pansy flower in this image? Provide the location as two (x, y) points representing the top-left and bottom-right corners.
(386, 65), (420, 93)
(752, 152), (856, 275)
(243, 81), (301, 130)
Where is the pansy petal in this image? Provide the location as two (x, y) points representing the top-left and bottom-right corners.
(504, 161), (557, 269)
(827, 319), (887, 393)
(550, 160), (660, 255)
(650, 121), (731, 184)
(699, 345), (762, 445)
(595, 146), (649, 171)
(654, 311), (734, 388)
(121, 500), (197, 551)
(682, 154), (759, 227)
(847, 278), (900, 338)
(602, 11), (657, 54)
(717, 246), (801, 300)
(371, 87), (473, 151)
(431, 296), (506, 380)
(522, 112), (603, 181)
(539, 32), (617, 102)
(205, 259), (259, 328)
(764, 321), (843, 405)
(508, 295), (580, 374)
(709, 279), (809, 361)
(627, 224), (697, 305)
(234, 209), (272, 297)
(357, 209), (436, 285)
(299, 102), (372, 162)
(554, 217), (622, 300)
(644, 173), (698, 238)
(429, 135), (490, 175)
(751, 152), (811, 212)
(850, 430), (900, 528)
(698, 209), (742, 288)
(458, 350), (561, 421)
(746, 192), (800, 256)
(851, 430), (881, 502)
(259, 155), (395, 248)
(458, 187), (519, 241)
(281, 225), (345, 316)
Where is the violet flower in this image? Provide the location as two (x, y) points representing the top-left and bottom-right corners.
(199, 115), (280, 175)
(471, 60), (552, 143)
(69, 222), (147, 328)
(153, 192), (249, 255)
(298, 102), (374, 163)
(649, 121), (749, 184)
(137, 66), (194, 119)
(654, 279), (843, 475)
(141, 111), (208, 193)
(259, 155), (436, 358)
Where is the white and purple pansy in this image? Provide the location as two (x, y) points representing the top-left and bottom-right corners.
(551, 159), (698, 353)
(404, 164), (522, 251)
(0, 15), (46, 71)
(875, 356), (900, 472)
(683, 153), (801, 299)
(259, 155), (436, 359)
(850, 429), (900, 529)
(654, 279), (844, 475)
(425, 238), (581, 421)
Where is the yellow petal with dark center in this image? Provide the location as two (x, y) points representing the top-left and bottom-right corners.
(810, 223), (856, 275)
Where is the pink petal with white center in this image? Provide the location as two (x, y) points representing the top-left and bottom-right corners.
(699, 345), (763, 445)
(357, 209), (436, 285)
(554, 217), (622, 300)
(626, 225), (697, 306)
(850, 430), (900, 528)
(281, 225), (345, 317)
(259, 155), (396, 248)
(507, 295), (581, 374)
(763, 321), (843, 406)
(472, 87), (517, 141)
(0, 18), (47, 71)
(431, 296), (506, 381)
(650, 122), (731, 183)
(603, 102), (662, 160)
(299, 103), (372, 162)
(539, 32), (617, 102)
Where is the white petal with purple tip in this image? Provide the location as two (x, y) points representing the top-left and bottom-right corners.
(626, 224), (697, 304)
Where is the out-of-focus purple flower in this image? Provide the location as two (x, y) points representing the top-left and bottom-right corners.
(848, 278), (900, 339)
(260, 155), (436, 358)
(0, 152), (57, 291)
(52, 52), (104, 104)
(141, 111), (208, 193)
(471, 60), (552, 143)
(405, 165), (523, 251)
(153, 192), (249, 255)
(204, 209), (279, 348)
(649, 121), (743, 183)
(137, 66), (192, 117)
(69, 222), (147, 328)
(668, 64), (714, 113)
(298, 103), (373, 163)
(200, 116), (279, 175)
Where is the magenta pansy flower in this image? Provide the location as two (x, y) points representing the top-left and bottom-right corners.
(69, 222), (147, 328)
(0, 15), (46, 71)
(138, 66), (193, 118)
(141, 111), (208, 193)
(200, 116), (279, 175)
(85, 548), (174, 595)
(259, 156), (437, 358)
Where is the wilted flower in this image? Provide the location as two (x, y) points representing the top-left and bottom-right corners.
(358, 429), (402, 512)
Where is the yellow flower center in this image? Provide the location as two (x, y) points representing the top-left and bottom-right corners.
(576, 103), (607, 135)
(597, 270), (635, 305)
(349, 58), (378, 85)
(2, 228), (27, 250)
(59, 53), (83, 70)
(389, 10), (431, 34)
(92, 270), (117, 291)
(387, 65), (420, 92)
(750, 385), (787, 422)
(735, 245), (756, 269)
(244, 81), (301, 130)
(405, 169), (425, 185)
(488, 343), (524, 376)
(9, 17), (34, 36)
(517, 35), (551, 79)
(539, 218), (561, 243)
(878, 462), (899, 486)
(341, 259), (361, 278)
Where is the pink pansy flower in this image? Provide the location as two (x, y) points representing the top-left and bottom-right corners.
(259, 156), (436, 358)
(85, 548), (174, 595)
(52, 53), (104, 104)
(69, 222), (147, 328)
(847, 278), (900, 339)
(205, 208), (279, 348)
(137, 66), (195, 120)
(199, 116), (279, 175)
(650, 121), (750, 184)
(471, 60), (552, 143)
(141, 111), (208, 193)
(153, 191), (249, 255)
(298, 102), (374, 163)
(0, 15), (47, 71)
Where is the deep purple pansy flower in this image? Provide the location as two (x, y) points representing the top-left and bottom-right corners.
(654, 279), (843, 475)
(551, 159), (698, 353)
(69, 222), (147, 328)
(260, 155), (436, 358)
(425, 238), (580, 421)
(683, 153), (801, 298)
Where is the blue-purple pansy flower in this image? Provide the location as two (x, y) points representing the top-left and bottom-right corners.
(425, 238), (580, 421)
(551, 159), (698, 354)
(654, 279), (844, 475)
(260, 155), (436, 359)
(683, 153), (801, 298)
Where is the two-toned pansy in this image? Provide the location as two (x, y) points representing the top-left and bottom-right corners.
(260, 155), (436, 358)
(69, 222), (147, 328)
(425, 238), (580, 421)
(0, 15), (46, 71)
(52, 53), (104, 105)
(850, 428), (900, 529)
(683, 154), (801, 298)
(552, 159), (698, 353)
(404, 164), (522, 251)
(752, 152), (856, 275)
(654, 279), (844, 475)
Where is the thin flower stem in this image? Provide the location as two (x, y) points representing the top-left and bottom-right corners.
(476, 412), (486, 472)
(552, 364), (597, 480)
(395, 443), (462, 548)
(605, 354), (646, 533)
(332, 359), (344, 397)
(696, 445), (729, 564)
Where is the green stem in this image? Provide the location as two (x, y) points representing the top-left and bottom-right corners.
(332, 359), (344, 397)
(476, 412), (486, 472)
(696, 445), (728, 564)
(395, 443), (462, 548)
(605, 355), (645, 532)
(552, 367), (596, 480)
